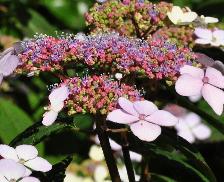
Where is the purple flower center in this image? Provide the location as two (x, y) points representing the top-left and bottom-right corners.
(202, 76), (209, 83)
(139, 114), (146, 120)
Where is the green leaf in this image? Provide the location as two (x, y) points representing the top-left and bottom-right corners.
(0, 98), (33, 143)
(151, 173), (177, 182)
(108, 126), (216, 182)
(10, 120), (70, 147)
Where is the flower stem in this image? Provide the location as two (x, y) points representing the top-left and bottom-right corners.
(121, 132), (136, 182)
(95, 116), (121, 182)
(140, 157), (151, 181)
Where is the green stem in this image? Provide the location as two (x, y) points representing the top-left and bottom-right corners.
(121, 132), (136, 182)
(95, 116), (121, 182)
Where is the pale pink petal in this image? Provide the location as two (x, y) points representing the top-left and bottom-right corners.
(49, 85), (69, 103)
(213, 30), (224, 41)
(42, 110), (58, 126)
(107, 109), (138, 124)
(0, 174), (7, 182)
(145, 110), (178, 126)
(194, 28), (212, 40)
(195, 38), (211, 45)
(20, 177), (40, 182)
(175, 75), (203, 96)
(24, 168), (32, 177)
(0, 159), (25, 180)
(118, 97), (138, 116)
(0, 52), (19, 76)
(24, 157), (52, 172)
(184, 113), (201, 128)
(192, 124), (211, 140)
(50, 101), (64, 112)
(202, 84), (224, 115)
(205, 67), (224, 88)
(130, 121), (161, 142)
(177, 130), (195, 143)
(180, 65), (204, 78)
(133, 101), (158, 116)
(175, 118), (189, 131)
(189, 94), (202, 102)
(0, 145), (18, 161)
(16, 145), (38, 161)
(109, 139), (121, 151)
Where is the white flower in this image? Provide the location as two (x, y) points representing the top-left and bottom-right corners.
(199, 15), (218, 24)
(0, 144), (52, 175)
(42, 85), (69, 126)
(0, 48), (19, 84)
(77, 2), (88, 15)
(167, 6), (197, 25)
(175, 113), (211, 143)
(115, 73), (123, 81)
(89, 145), (104, 162)
(0, 159), (40, 182)
(93, 165), (108, 182)
(118, 165), (140, 182)
(64, 172), (93, 182)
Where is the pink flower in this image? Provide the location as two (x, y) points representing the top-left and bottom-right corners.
(0, 144), (52, 175)
(107, 97), (178, 141)
(194, 28), (224, 47)
(0, 159), (40, 182)
(42, 85), (69, 126)
(175, 65), (224, 115)
(175, 112), (211, 143)
(0, 48), (19, 84)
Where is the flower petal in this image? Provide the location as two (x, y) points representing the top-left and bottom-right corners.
(24, 168), (32, 177)
(195, 53), (214, 67)
(175, 74), (203, 96)
(205, 67), (224, 88)
(182, 12), (197, 23)
(189, 94), (202, 102)
(167, 6), (183, 24)
(107, 109), (138, 124)
(184, 112), (201, 128)
(118, 97), (138, 116)
(0, 74), (3, 85)
(49, 85), (69, 104)
(194, 28), (212, 40)
(51, 101), (64, 112)
(133, 100), (158, 116)
(42, 110), (58, 126)
(175, 118), (189, 131)
(0, 145), (18, 161)
(20, 177), (40, 182)
(195, 38), (211, 45)
(0, 159), (26, 180)
(130, 121), (161, 142)
(24, 157), (52, 172)
(16, 145), (38, 161)
(146, 110), (178, 126)
(177, 130), (195, 143)
(202, 84), (224, 115)
(192, 124), (211, 140)
(213, 30), (224, 41)
(180, 65), (204, 78)
(204, 16), (219, 24)
(0, 50), (19, 76)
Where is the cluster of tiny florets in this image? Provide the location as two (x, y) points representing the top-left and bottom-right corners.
(153, 26), (195, 48)
(63, 75), (142, 115)
(85, 0), (172, 38)
(17, 33), (196, 81)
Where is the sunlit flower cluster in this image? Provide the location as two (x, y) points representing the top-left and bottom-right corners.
(17, 33), (196, 81)
(85, 0), (172, 38)
(65, 75), (142, 115)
